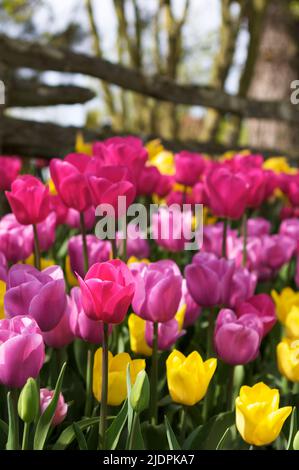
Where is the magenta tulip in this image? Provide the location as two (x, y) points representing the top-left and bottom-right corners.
(78, 259), (135, 324)
(214, 309), (263, 365)
(50, 154), (91, 212)
(204, 166), (249, 219)
(228, 266), (257, 309)
(36, 212), (57, 252)
(236, 294), (276, 337)
(40, 388), (67, 426)
(174, 151), (205, 187)
(0, 214), (33, 263)
(5, 264), (67, 332)
(137, 166), (161, 196)
(247, 217), (271, 237)
(69, 287), (112, 344)
(0, 316), (45, 388)
(43, 296), (74, 348)
(6, 175), (50, 225)
(131, 260), (182, 322)
(0, 156), (21, 190)
(68, 234), (111, 278)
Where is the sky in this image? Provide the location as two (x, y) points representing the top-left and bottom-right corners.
(5, 0), (248, 127)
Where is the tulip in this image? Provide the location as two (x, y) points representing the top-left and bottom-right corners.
(271, 287), (299, 324)
(0, 156), (21, 190)
(202, 223), (238, 258)
(214, 309), (263, 365)
(130, 370), (150, 414)
(236, 382), (292, 446)
(131, 260), (182, 322)
(5, 175), (50, 226)
(87, 165), (136, 218)
(145, 318), (185, 351)
(247, 217), (271, 237)
(155, 174), (173, 197)
(69, 287), (112, 344)
(42, 296), (74, 348)
(128, 313), (152, 356)
(277, 337), (299, 382)
(65, 206), (95, 231)
(78, 259), (135, 324)
(148, 149), (174, 176)
(0, 252), (7, 282)
(166, 350), (217, 406)
(117, 223), (150, 260)
(174, 151), (205, 187)
(18, 377), (39, 424)
(279, 218), (299, 245)
(40, 388), (68, 426)
(185, 253), (235, 307)
(0, 316), (45, 388)
(228, 266), (257, 309)
(0, 214), (34, 263)
(236, 294), (276, 337)
(50, 154), (91, 212)
(261, 235), (296, 271)
(245, 168), (268, 208)
(36, 212), (57, 252)
(180, 279), (202, 328)
(204, 166), (249, 219)
(0, 280), (6, 319)
(93, 349), (145, 406)
(137, 166), (161, 196)
(5, 264), (67, 332)
(152, 206), (194, 252)
(68, 234), (111, 279)
(49, 194), (69, 226)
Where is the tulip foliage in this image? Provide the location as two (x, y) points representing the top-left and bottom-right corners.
(1, 143), (299, 451)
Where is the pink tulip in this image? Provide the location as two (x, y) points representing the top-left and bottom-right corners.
(137, 166), (161, 196)
(40, 388), (67, 426)
(6, 175), (50, 225)
(236, 294), (276, 337)
(43, 296), (74, 348)
(0, 214), (33, 262)
(205, 166), (249, 219)
(214, 309), (263, 365)
(68, 234), (111, 278)
(5, 264), (67, 332)
(228, 266), (257, 309)
(279, 218), (299, 251)
(155, 175), (173, 198)
(0, 316), (45, 388)
(65, 206), (95, 231)
(245, 168), (268, 208)
(50, 154), (91, 212)
(180, 279), (202, 328)
(145, 318), (185, 351)
(174, 151), (205, 186)
(152, 206), (194, 252)
(131, 260), (182, 322)
(202, 223), (238, 258)
(0, 156), (22, 190)
(36, 212), (57, 252)
(247, 217), (271, 237)
(117, 223), (150, 260)
(69, 287), (113, 344)
(78, 259), (135, 323)
(0, 252), (7, 282)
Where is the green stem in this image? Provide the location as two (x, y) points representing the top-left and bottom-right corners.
(226, 365), (235, 411)
(80, 212), (89, 274)
(99, 323), (109, 450)
(207, 308), (215, 357)
(21, 422), (30, 450)
(11, 389), (19, 450)
(128, 412), (138, 450)
(221, 218), (228, 259)
(179, 406), (187, 444)
(85, 344), (96, 417)
(242, 211), (248, 267)
(150, 322), (159, 425)
(33, 224), (41, 270)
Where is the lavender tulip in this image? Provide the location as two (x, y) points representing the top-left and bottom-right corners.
(43, 296), (75, 348)
(145, 318), (185, 351)
(0, 214), (33, 263)
(68, 234), (111, 278)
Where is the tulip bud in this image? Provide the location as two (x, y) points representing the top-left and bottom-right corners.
(18, 378), (39, 423)
(130, 370), (150, 414)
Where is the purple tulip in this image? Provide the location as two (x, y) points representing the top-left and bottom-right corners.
(0, 252), (7, 282)
(43, 296), (74, 348)
(180, 279), (201, 328)
(65, 206), (95, 231)
(0, 214), (33, 263)
(261, 234), (296, 271)
(0, 316), (45, 388)
(69, 287), (113, 344)
(131, 260), (182, 322)
(68, 234), (111, 278)
(279, 218), (299, 250)
(236, 294), (276, 337)
(202, 223), (238, 258)
(152, 207), (194, 252)
(227, 266), (257, 309)
(145, 318), (185, 351)
(214, 309), (263, 365)
(117, 223), (150, 260)
(247, 217), (271, 237)
(185, 253), (235, 307)
(36, 212), (56, 252)
(4, 264), (67, 332)
(40, 388), (67, 426)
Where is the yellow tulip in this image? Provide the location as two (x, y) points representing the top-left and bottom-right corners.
(175, 303), (186, 330)
(127, 256), (150, 266)
(236, 382), (292, 446)
(25, 255), (55, 270)
(0, 280), (6, 319)
(285, 306), (299, 339)
(93, 349), (145, 406)
(128, 314), (152, 357)
(146, 139), (164, 160)
(277, 337), (299, 382)
(263, 157), (297, 175)
(65, 255), (79, 287)
(150, 150), (175, 176)
(75, 132), (93, 155)
(166, 350), (217, 406)
(271, 287), (299, 324)
(48, 179), (57, 196)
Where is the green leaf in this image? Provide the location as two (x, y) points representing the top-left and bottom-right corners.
(106, 400), (128, 450)
(0, 418), (8, 436)
(216, 427), (230, 450)
(6, 391), (19, 450)
(128, 414), (144, 450)
(34, 362), (67, 450)
(187, 411), (235, 450)
(183, 425), (203, 450)
(164, 415), (181, 450)
(125, 364), (134, 448)
(287, 407), (297, 450)
(73, 422), (88, 450)
(53, 417), (100, 450)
